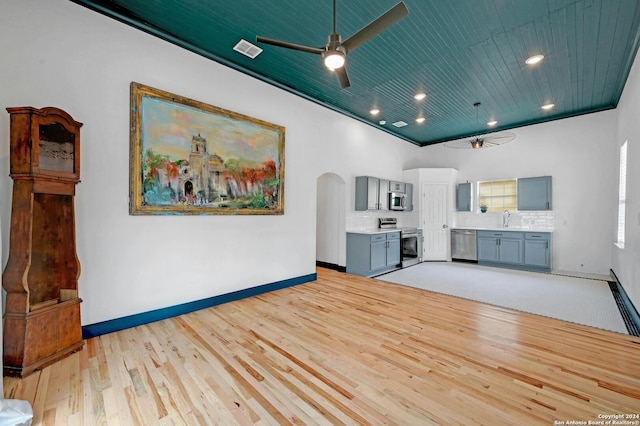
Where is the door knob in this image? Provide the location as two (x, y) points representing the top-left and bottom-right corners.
(442, 224), (448, 228)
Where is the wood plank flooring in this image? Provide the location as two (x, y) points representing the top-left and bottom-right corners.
(4, 268), (640, 425)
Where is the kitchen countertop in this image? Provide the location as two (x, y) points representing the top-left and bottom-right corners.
(347, 229), (402, 235)
(452, 227), (553, 233)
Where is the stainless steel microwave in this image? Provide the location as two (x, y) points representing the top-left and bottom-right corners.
(389, 192), (407, 210)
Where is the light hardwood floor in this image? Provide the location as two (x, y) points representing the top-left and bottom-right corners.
(4, 268), (640, 425)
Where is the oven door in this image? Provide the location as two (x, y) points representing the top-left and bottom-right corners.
(401, 233), (421, 267)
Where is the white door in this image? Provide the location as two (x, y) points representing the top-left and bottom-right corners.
(421, 183), (449, 261)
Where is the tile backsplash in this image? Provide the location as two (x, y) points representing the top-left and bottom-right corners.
(346, 209), (554, 231)
(455, 210), (555, 230)
(346, 209), (419, 231)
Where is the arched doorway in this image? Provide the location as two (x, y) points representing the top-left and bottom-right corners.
(184, 181), (193, 196)
(316, 173), (346, 270)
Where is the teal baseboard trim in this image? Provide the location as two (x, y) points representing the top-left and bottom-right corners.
(609, 269), (640, 336)
(316, 260), (346, 273)
(82, 272), (317, 339)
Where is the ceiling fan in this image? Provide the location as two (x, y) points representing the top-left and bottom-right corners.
(444, 103), (516, 149)
(256, 1), (409, 88)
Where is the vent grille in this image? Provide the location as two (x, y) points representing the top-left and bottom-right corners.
(392, 121), (408, 128)
(233, 39), (263, 59)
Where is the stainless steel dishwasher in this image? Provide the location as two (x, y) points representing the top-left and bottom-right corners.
(451, 229), (477, 261)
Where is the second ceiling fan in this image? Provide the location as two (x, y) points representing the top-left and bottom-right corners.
(256, 1), (409, 88)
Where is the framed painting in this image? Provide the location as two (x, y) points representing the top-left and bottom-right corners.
(129, 82), (285, 215)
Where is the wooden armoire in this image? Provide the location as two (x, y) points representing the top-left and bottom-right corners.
(2, 106), (84, 377)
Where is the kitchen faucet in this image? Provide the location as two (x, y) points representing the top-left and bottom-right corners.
(503, 210), (511, 228)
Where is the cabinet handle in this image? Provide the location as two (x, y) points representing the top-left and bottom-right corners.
(546, 242), (548, 250)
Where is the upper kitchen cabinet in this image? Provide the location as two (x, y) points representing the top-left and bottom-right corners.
(518, 176), (552, 210)
(456, 183), (472, 211)
(405, 183), (413, 212)
(355, 176), (389, 211)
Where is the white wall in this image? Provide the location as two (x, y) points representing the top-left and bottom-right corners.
(613, 46), (640, 308)
(0, 0), (420, 325)
(316, 173), (346, 267)
(418, 110), (619, 275)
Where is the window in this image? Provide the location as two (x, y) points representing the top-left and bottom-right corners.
(617, 141), (627, 247)
(478, 179), (517, 212)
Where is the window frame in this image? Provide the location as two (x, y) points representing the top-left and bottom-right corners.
(616, 140), (627, 248)
(477, 178), (518, 213)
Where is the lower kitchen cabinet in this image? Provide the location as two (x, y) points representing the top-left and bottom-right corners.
(347, 231), (401, 277)
(524, 232), (552, 269)
(477, 231), (524, 265)
(478, 230), (552, 272)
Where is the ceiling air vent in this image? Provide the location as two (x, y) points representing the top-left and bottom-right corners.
(233, 39), (263, 59)
(392, 121), (408, 128)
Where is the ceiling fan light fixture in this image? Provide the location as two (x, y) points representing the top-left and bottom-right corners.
(471, 139), (484, 149)
(487, 120), (498, 126)
(541, 103), (555, 110)
(414, 92), (427, 101)
(370, 108), (380, 115)
(323, 50), (346, 70)
(416, 117), (425, 123)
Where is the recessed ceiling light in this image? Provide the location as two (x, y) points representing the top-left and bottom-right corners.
(379, 120), (386, 125)
(525, 54), (544, 65)
(487, 120), (498, 126)
(370, 108), (380, 115)
(414, 93), (427, 101)
(541, 103), (555, 110)
(416, 117), (425, 123)
(392, 121), (408, 128)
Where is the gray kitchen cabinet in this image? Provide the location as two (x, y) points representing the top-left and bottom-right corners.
(477, 231), (524, 265)
(524, 232), (552, 270)
(478, 230), (552, 272)
(355, 176), (389, 211)
(347, 231), (401, 277)
(405, 183), (413, 211)
(456, 182), (472, 211)
(389, 181), (406, 192)
(518, 176), (552, 210)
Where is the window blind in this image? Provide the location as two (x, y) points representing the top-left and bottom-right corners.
(478, 179), (517, 212)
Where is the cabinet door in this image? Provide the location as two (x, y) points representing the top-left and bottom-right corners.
(456, 183), (471, 211)
(405, 183), (413, 211)
(367, 178), (380, 210)
(386, 238), (401, 266)
(378, 179), (389, 210)
(477, 236), (499, 261)
(524, 239), (550, 268)
(498, 238), (524, 264)
(518, 176), (552, 210)
(389, 181), (405, 192)
(370, 240), (388, 270)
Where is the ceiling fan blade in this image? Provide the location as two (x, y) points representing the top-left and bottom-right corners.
(256, 36), (324, 55)
(341, 2), (409, 53)
(335, 66), (351, 88)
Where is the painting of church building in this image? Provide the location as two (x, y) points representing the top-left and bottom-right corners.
(178, 134), (227, 204)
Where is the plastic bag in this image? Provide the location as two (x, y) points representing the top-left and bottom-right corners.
(0, 400), (33, 426)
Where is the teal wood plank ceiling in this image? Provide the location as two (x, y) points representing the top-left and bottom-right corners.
(73, 0), (640, 146)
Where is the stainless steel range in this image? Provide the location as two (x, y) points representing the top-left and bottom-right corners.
(378, 218), (423, 268)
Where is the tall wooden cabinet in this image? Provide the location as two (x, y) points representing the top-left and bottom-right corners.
(2, 106), (84, 377)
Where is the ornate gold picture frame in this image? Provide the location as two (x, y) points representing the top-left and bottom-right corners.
(129, 82), (285, 215)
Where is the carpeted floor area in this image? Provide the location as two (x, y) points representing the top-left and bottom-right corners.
(377, 261), (629, 334)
